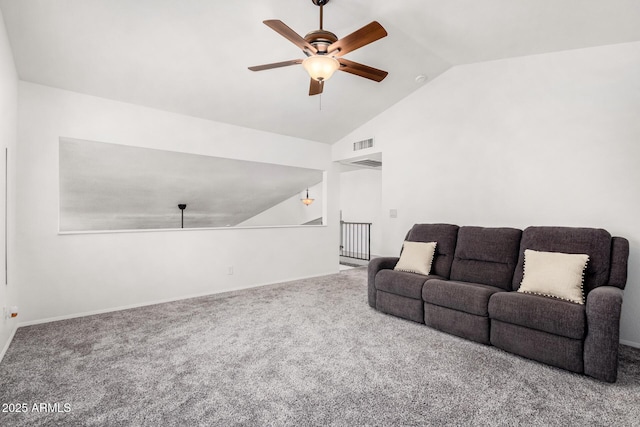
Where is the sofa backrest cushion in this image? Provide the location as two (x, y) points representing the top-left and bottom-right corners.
(405, 224), (459, 278)
(449, 226), (522, 290)
(512, 227), (612, 293)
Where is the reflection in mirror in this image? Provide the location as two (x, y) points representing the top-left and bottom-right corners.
(59, 138), (324, 232)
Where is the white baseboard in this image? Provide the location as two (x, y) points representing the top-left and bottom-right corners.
(620, 339), (640, 349)
(17, 270), (337, 328)
(0, 323), (18, 364)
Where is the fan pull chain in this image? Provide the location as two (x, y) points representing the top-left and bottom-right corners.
(319, 94), (322, 111)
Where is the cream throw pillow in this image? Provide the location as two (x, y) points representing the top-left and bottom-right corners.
(394, 241), (437, 276)
(518, 249), (589, 304)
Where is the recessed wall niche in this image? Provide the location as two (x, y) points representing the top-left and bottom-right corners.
(59, 138), (324, 232)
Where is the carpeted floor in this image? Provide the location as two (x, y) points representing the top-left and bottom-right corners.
(1, 267), (639, 426)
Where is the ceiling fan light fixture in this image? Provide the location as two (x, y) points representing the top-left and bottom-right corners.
(248, 1), (388, 95)
(302, 55), (340, 81)
(301, 188), (315, 206)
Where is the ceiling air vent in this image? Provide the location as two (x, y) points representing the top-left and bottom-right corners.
(351, 159), (382, 168)
(353, 138), (374, 151)
(338, 151), (381, 169)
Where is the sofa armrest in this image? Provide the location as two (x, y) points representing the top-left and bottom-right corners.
(367, 257), (399, 308)
(584, 286), (624, 382)
(609, 237), (629, 289)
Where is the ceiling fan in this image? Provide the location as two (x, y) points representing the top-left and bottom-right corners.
(248, 0), (388, 96)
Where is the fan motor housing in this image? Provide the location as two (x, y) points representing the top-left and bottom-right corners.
(305, 30), (338, 53)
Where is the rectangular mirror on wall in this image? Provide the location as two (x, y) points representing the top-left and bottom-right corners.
(59, 138), (324, 232)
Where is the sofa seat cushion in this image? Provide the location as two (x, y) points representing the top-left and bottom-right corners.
(422, 279), (505, 317)
(489, 292), (585, 340)
(376, 270), (442, 300)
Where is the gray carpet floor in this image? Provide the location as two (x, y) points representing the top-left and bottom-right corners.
(1, 267), (639, 426)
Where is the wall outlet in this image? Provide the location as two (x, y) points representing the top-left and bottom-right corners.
(390, 209), (398, 218)
(227, 266), (234, 275)
(3, 306), (17, 319)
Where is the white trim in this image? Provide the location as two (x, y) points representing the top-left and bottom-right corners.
(0, 323), (18, 363)
(58, 223), (326, 236)
(17, 270), (337, 327)
(620, 339), (640, 349)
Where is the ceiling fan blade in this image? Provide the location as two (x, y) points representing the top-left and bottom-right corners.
(328, 21), (387, 57)
(264, 20), (318, 54)
(309, 78), (324, 96)
(248, 59), (303, 72)
(338, 58), (388, 82)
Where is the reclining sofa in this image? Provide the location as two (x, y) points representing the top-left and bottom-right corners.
(368, 224), (629, 382)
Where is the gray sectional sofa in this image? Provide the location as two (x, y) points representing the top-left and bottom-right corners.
(368, 224), (629, 382)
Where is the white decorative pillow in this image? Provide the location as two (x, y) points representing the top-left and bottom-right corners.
(518, 249), (589, 304)
(394, 241), (437, 276)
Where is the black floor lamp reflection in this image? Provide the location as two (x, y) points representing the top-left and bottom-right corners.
(178, 204), (187, 228)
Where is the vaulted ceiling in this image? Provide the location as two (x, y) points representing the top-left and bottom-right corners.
(2, 0), (640, 143)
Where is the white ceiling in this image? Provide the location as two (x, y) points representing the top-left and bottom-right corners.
(2, 0), (640, 143)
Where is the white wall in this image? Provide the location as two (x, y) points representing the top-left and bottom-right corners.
(0, 8), (18, 358)
(332, 42), (640, 347)
(339, 168), (382, 256)
(16, 82), (338, 324)
(238, 181), (324, 227)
